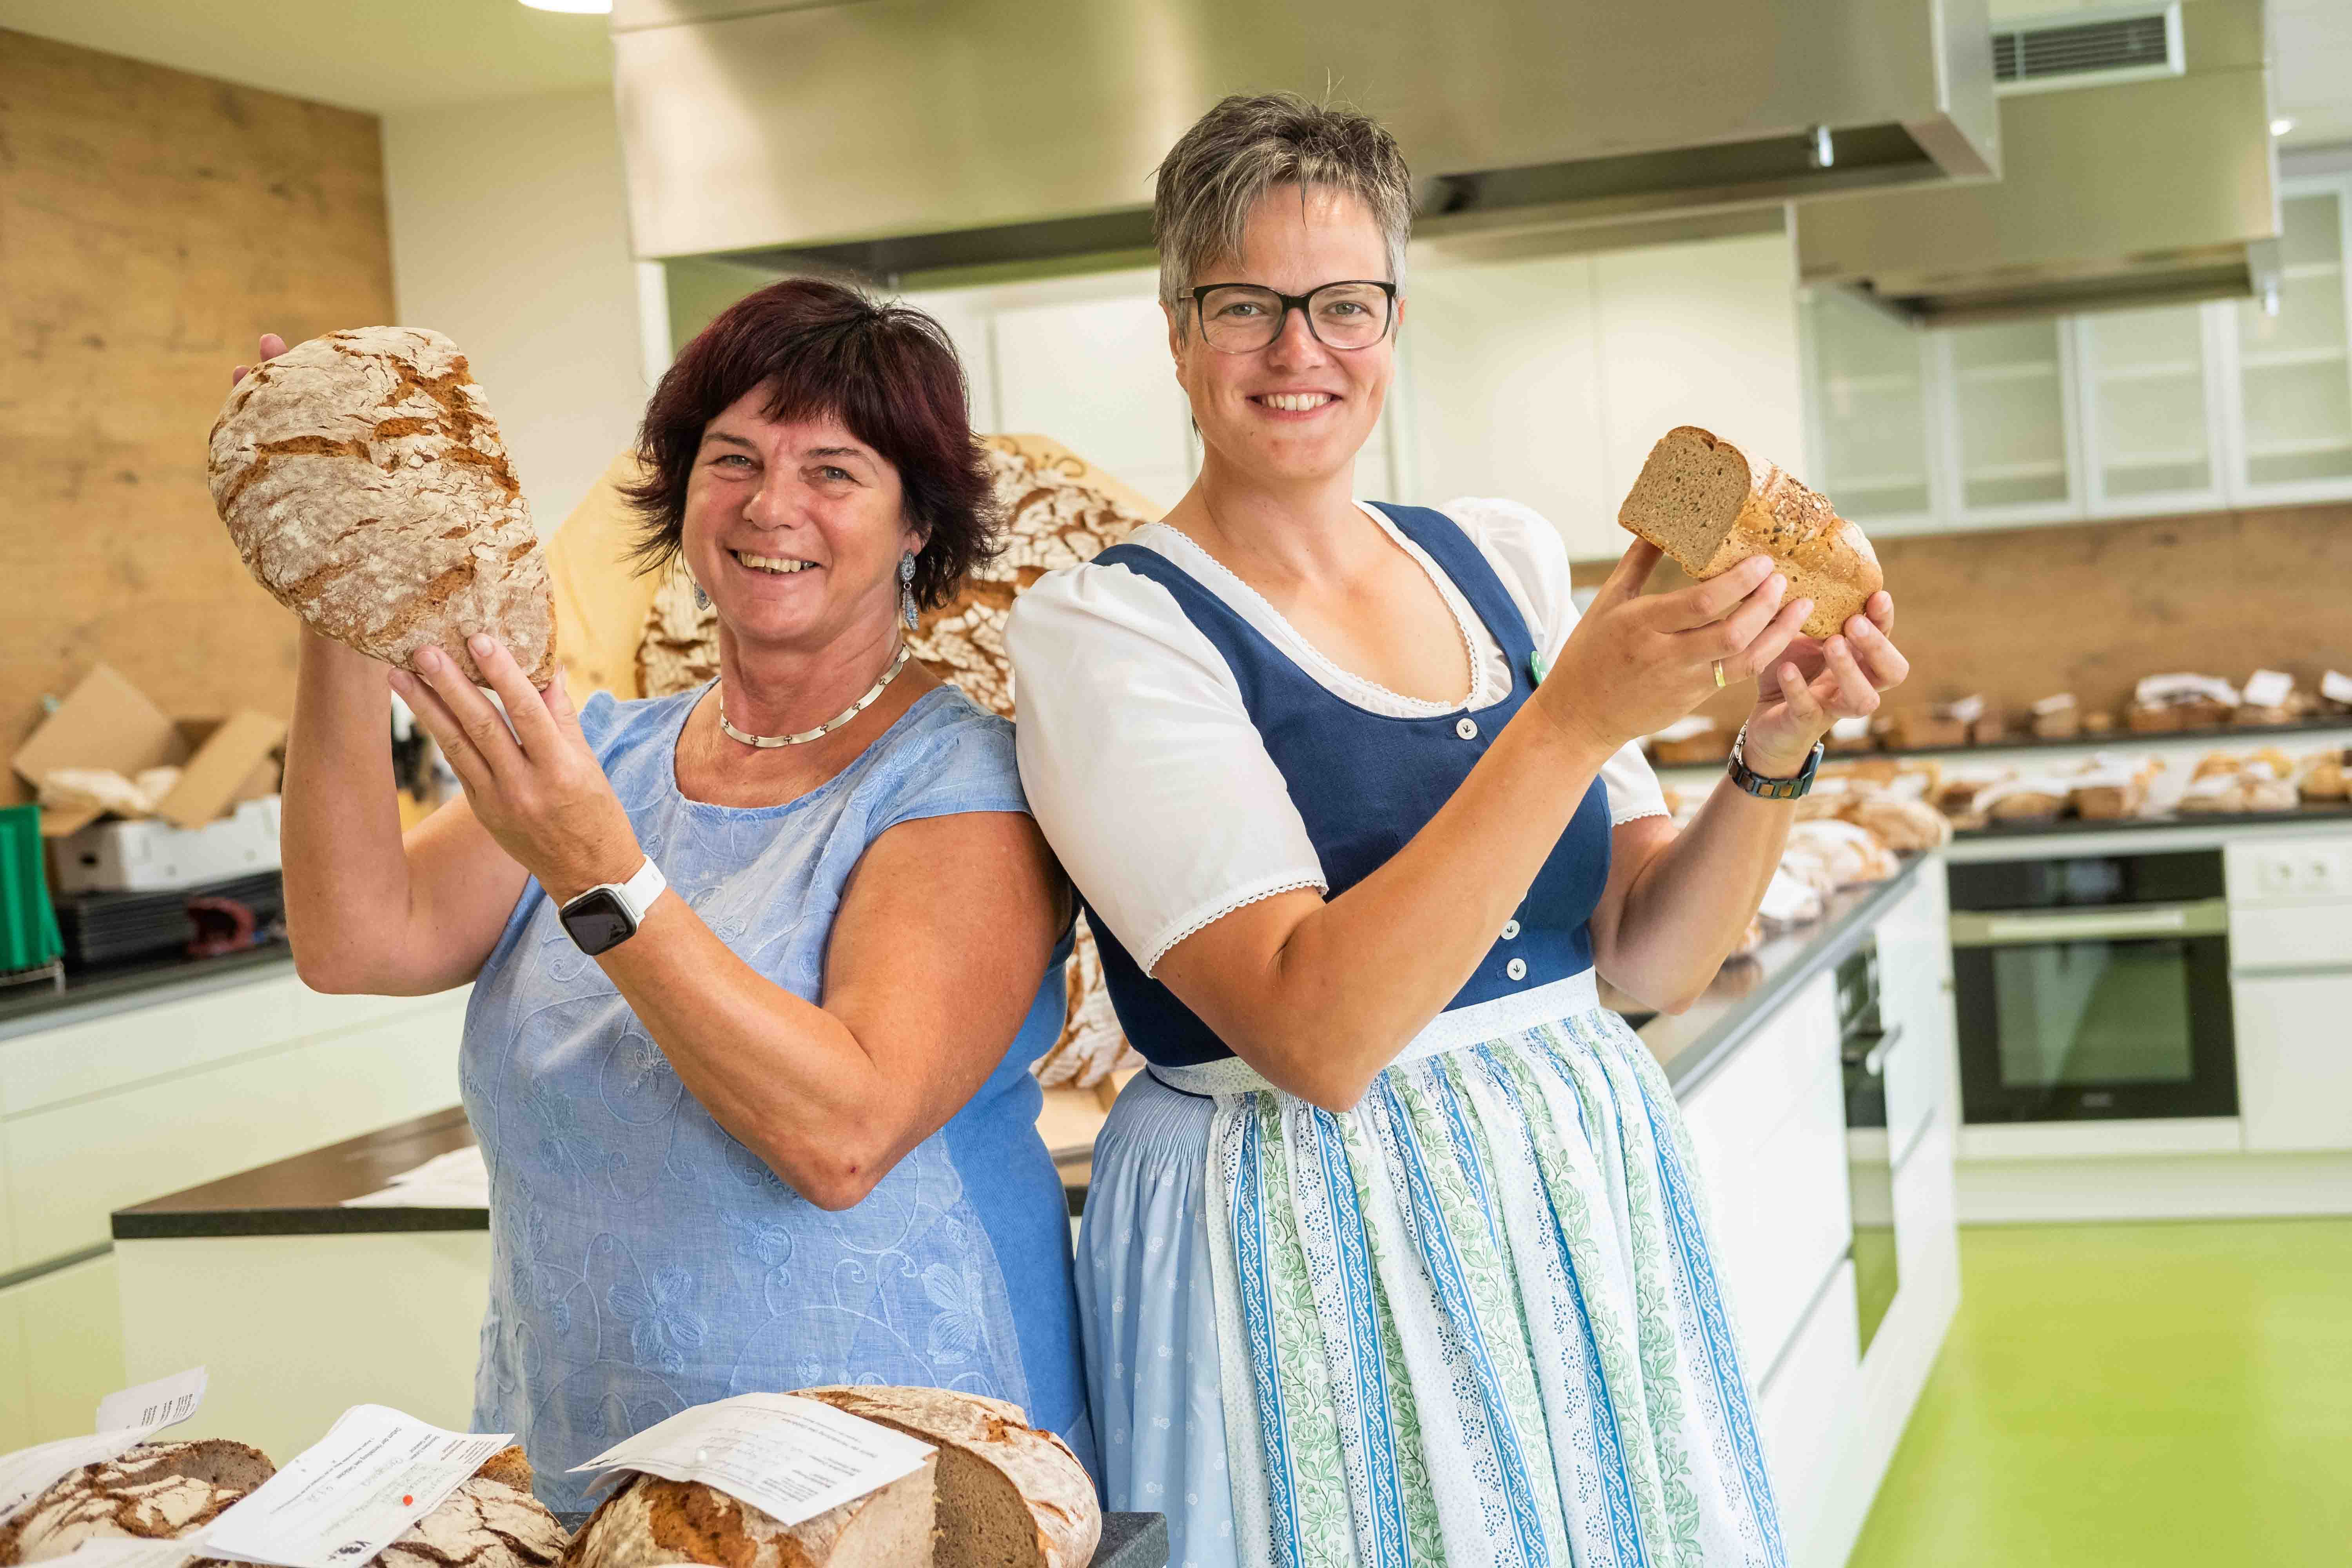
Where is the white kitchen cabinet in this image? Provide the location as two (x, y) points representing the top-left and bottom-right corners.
(2224, 180), (2352, 501)
(1935, 316), (2084, 526)
(0, 1284), (30, 1452)
(2075, 302), (2229, 517)
(1800, 286), (1936, 532)
(2234, 972), (2352, 1152)
(14, 1252), (125, 1443)
(1755, 1257), (1862, 1568)
(988, 289), (1194, 512)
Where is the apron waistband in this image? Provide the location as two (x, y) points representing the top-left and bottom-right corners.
(1149, 967), (1599, 1098)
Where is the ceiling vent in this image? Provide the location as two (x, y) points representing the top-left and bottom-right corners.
(1993, 4), (2185, 95)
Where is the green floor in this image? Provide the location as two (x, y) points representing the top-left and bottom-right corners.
(1849, 1219), (2352, 1567)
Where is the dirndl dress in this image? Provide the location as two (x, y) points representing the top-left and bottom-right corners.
(1068, 505), (1788, 1568)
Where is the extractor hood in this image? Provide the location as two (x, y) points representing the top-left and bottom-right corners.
(1793, 0), (2280, 323)
(610, 0), (1998, 276)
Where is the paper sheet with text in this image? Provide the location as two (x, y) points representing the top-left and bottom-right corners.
(569, 1393), (933, 1529)
(201, 1406), (511, 1568)
(0, 1367), (209, 1524)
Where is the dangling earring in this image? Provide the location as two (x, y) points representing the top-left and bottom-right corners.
(899, 550), (918, 631)
(691, 577), (710, 610)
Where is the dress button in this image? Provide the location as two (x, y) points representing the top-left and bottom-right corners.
(1501, 920), (1521, 940)
(1505, 957), (1528, 982)
(1455, 717), (1479, 740)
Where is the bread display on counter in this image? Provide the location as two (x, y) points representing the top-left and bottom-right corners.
(1646, 716), (1733, 766)
(1847, 794), (1953, 852)
(2030, 693), (2081, 740)
(0, 1440), (274, 1564)
(379, 1449), (565, 1568)
(2127, 673), (2240, 733)
(1617, 425), (1883, 641)
(2299, 750), (2349, 802)
(209, 327), (555, 688)
(566, 1464), (936, 1568)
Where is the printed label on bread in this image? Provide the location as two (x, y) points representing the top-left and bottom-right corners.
(1617, 425), (1883, 640)
(207, 328), (555, 687)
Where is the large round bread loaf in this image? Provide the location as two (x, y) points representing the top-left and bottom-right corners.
(796, 1386), (1098, 1568)
(0, 1440), (274, 1565)
(208, 327), (555, 686)
(378, 1450), (566, 1568)
(563, 1458), (936, 1568)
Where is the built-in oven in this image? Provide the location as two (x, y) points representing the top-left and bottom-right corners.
(1948, 849), (2238, 1123)
(1835, 942), (1901, 1356)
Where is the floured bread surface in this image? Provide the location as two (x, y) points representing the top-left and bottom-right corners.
(1617, 425), (1882, 640)
(208, 327), (555, 686)
(0, 1439), (275, 1565)
(377, 1453), (566, 1568)
(563, 1461), (936, 1568)
(797, 1387), (1099, 1568)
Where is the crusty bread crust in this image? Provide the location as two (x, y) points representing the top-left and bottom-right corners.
(208, 327), (555, 686)
(562, 1463), (934, 1568)
(1618, 425), (1883, 640)
(0, 1440), (275, 1566)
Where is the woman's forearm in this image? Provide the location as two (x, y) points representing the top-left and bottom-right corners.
(1603, 775), (1797, 1010)
(1162, 706), (1618, 1107)
(279, 631), (420, 990)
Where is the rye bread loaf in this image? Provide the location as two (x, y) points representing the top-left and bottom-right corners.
(208, 327), (555, 687)
(0, 1440), (274, 1565)
(562, 1457), (936, 1568)
(377, 1447), (565, 1568)
(1617, 426), (1882, 640)
(796, 1387), (1097, 1568)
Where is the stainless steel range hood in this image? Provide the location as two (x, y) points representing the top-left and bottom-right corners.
(1793, 0), (2279, 323)
(611, 0), (1998, 276)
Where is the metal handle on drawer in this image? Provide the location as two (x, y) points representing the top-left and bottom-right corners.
(1949, 898), (2230, 947)
(1842, 1022), (1905, 1077)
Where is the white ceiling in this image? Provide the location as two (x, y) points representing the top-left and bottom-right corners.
(2, 0), (2349, 141)
(0, 0), (611, 113)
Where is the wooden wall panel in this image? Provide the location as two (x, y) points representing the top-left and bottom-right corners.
(0, 30), (392, 789)
(1575, 501), (2352, 732)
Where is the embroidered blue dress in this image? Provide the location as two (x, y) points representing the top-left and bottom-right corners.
(1014, 505), (1785, 1568)
(460, 682), (1093, 1517)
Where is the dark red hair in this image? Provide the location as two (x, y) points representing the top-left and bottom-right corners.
(624, 277), (998, 610)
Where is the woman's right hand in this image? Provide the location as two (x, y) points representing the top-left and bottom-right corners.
(230, 333), (287, 387)
(1532, 539), (1811, 756)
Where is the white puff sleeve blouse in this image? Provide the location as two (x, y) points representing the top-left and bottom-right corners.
(1005, 497), (1669, 976)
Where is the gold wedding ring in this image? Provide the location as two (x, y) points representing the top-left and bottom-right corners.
(1713, 660), (1727, 689)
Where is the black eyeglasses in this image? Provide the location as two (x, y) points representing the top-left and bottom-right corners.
(1185, 280), (1398, 353)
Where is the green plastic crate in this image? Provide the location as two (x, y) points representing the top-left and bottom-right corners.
(0, 803), (64, 975)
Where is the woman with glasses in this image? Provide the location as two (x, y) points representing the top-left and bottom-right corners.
(1006, 94), (1908, 1567)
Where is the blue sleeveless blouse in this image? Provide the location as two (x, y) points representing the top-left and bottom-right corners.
(460, 682), (1092, 1514)
(1082, 503), (1616, 1068)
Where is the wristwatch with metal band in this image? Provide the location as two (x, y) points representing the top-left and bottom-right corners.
(558, 856), (668, 956)
(1726, 723), (1824, 800)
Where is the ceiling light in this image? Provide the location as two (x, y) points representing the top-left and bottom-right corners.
(2271, 116), (2296, 137)
(519, 0), (611, 12)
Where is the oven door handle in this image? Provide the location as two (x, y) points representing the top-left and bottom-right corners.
(1949, 898), (2230, 947)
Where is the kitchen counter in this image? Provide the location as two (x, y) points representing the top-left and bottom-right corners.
(1629, 851), (1933, 1102)
(1953, 800), (2352, 840)
(0, 939), (292, 1040)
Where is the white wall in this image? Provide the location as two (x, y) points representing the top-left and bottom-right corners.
(382, 87), (648, 535)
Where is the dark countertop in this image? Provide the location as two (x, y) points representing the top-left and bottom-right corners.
(1093, 1513), (1169, 1567)
(0, 939), (293, 1038)
(1799, 714), (2350, 764)
(114, 1104), (484, 1239)
(1624, 852), (1933, 1103)
(1953, 800), (2352, 840)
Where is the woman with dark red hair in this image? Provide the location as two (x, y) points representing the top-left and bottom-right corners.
(238, 278), (1092, 1517)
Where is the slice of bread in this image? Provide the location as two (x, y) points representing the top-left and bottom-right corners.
(1617, 426), (1883, 640)
(795, 1388), (1098, 1568)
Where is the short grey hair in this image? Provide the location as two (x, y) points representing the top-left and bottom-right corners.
(1151, 93), (1414, 323)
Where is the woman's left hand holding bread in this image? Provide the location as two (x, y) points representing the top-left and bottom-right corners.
(389, 636), (646, 904)
(1739, 591), (1911, 775)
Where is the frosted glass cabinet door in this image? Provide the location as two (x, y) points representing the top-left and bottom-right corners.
(1939, 318), (2078, 521)
(2076, 303), (2221, 513)
(2230, 184), (2352, 497)
(1800, 287), (1933, 529)
(988, 287), (1194, 511)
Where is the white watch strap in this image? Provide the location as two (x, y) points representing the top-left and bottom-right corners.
(615, 855), (668, 922)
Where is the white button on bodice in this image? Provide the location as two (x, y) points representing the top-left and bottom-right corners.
(1501, 919), (1521, 940)
(1505, 957), (1528, 981)
(1455, 717), (1479, 740)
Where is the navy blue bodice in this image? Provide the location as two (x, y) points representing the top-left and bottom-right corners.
(1083, 503), (1615, 1069)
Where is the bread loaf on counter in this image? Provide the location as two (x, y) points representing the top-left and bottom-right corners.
(1617, 425), (1882, 640)
(795, 1388), (1098, 1568)
(208, 327), (555, 687)
(563, 1460), (936, 1568)
(380, 1448), (565, 1568)
(0, 1440), (274, 1565)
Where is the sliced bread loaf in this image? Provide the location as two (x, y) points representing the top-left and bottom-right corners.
(795, 1388), (1097, 1568)
(1617, 425), (1882, 640)
(0, 1440), (274, 1565)
(208, 327), (555, 687)
(561, 1457), (936, 1568)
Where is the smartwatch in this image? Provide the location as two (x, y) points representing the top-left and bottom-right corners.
(1726, 722), (1824, 800)
(557, 857), (668, 956)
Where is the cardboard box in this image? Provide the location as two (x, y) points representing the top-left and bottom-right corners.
(11, 664), (285, 837)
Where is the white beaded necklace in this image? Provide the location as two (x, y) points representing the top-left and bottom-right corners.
(716, 644), (913, 748)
